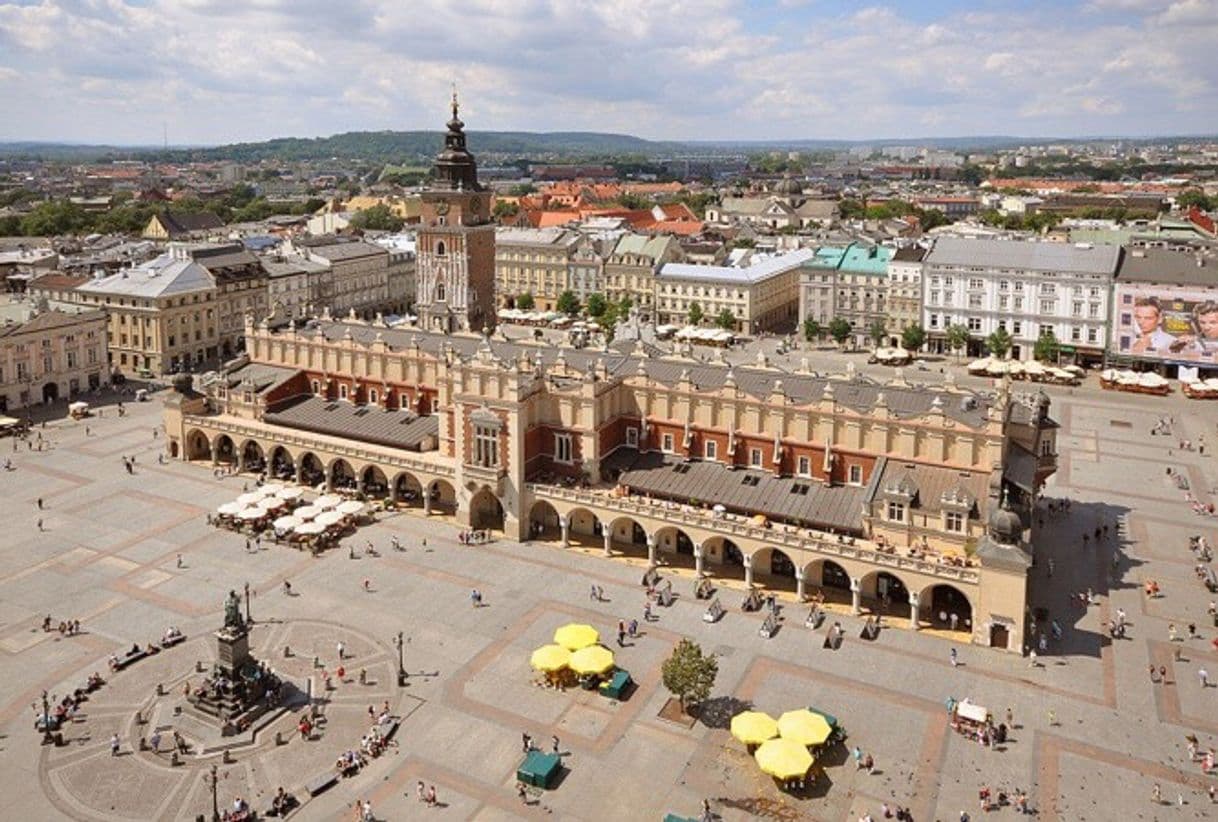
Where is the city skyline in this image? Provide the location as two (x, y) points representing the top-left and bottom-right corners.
(0, 0), (1216, 145)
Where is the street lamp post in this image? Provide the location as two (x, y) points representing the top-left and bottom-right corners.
(206, 762), (219, 822)
(395, 631), (406, 686)
(243, 581), (252, 625)
(40, 690), (53, 745)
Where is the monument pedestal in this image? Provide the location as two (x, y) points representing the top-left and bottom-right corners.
(216, 628), (251, 678)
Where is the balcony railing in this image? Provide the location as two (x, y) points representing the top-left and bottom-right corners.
(528, 483), (980, 585)
(184, 414), (454, 479)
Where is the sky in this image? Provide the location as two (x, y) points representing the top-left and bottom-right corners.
(0, 0), (1216, 146)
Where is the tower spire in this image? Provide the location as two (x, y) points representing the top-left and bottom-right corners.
(451, 82), (459, 122)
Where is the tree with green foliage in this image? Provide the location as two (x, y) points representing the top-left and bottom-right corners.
(986, 327), (1013, 359)
(901, 324), (927, 353)
(915, 208), (951, 230)
(661, 638), (718, 712)
(837, 197), (865, 219)
(508, 183), (537, 196)
(679, 191), (717, 218)
(945, 324), (972, 361)
(803, 317), (822, 343)
(714, 308), (736, 330)
(349, 203), (404, 232)
(687, 301), (704, 326)
(556, 291), (581, 316)
(585, 293), (607, 319)
(958, 164), (985, 186)
(515, 292), (535, 311)
(868, 319), (888, 346)
(615, 193), (651, 210)
(828, 317), (853, 346)
(19, 200), (92, 236)
(1033, 329), (1060, 363)
(493, 200), (519, 220)
(730, 237), (755, 249)
(1177, 189), (1214, 211)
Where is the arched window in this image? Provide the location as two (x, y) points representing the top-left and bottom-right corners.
(436, 283), (446, 301)
(339, 384), (348, 400)
(436, 241), (446, 256)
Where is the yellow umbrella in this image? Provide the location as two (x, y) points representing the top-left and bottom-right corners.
(530, 644), (571, 672)
(777, 709), (832, 747)
(554, 623), (600, 651)
(730, 710), (779, 746)
(569, 645), (615, 675)
(755, 737), (813, 780)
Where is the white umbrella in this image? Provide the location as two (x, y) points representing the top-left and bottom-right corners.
(315, 510), (344, 527)
(712, 503), (727, 513)
(295, 521), (325, 536)
(237, 507), (265, 521)
(276, 487), (303, 500)
(273, 515), (303, 531)
(336, 500), (365, 516)
(260, 483), (284, 496)
(217, 502), (242, 516)
(295, 504), (323, 521)
(237, 492), (262, 507)
(315, 494), (343, 509)
(257, 496), (286, 511)
(967, 357), (992, 373)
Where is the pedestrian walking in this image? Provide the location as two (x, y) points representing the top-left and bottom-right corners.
(864, 752), (875, 774)
(363, 578), (371, 592)
(1149, 664), (1157, 683)
(1048, 710), (1057, 726)
(1029, 648), (1037, 668)
(37, 518), (44, 531)
(949, 647), (958, 667)
(1005, 706), (1014, 727)
(1159, 665), (1168, 682)
(176, 553), (183, 568)
(36, 497), (43, 509)
(522, 732), (531, 752)
(643, 601), (652, 622)
(110, 733), (120, 756)
(337, 641), (345, 661)
(426, 784), (436, 806)
(628, 618), (638, 638)
(416, 781), (426, 803)
(1169, 623), (1178, 642)
(150, 730), (161, 752)
(1200, 668), (1210, 688)
(517, 782), (529, 803)
(552, 735), (560, 754)
(853, 746), (863, 769)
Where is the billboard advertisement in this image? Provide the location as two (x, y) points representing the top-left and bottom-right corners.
(1114, 287), (1218, 363)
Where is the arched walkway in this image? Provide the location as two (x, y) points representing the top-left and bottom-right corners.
(860, 570), (910, 617)
(299, 453), (325, 488)
(921, 583), (973, 635)
(803, 558), (851, 591)
(653, 525), (696, 557)
(240, 440), (265, 473)
(751, 546), (797, 593)
(701, 536), (746, 583)
(42, 382), (58, 403)
(329, 458), (356, 492)
(606, 516), (648, 558)
(528, 500), (561, 541)
(185, 429), (211, 461)
(392, 472), (423, 506)
(428, 479), (457, 515)
(213, 434), (236, 466)
(269, 446), (294, 482)
(362, 465), (389, 499)
(566, 507), (602, 543)
(470, 488), (505, 531)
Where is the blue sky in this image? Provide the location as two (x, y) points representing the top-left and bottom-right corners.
(0, 0), (1215, 145)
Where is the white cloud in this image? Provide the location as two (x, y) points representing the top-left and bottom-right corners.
(0, 0), (1214, 143)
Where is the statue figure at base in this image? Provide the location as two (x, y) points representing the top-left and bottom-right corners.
(224, 590), (244, 633)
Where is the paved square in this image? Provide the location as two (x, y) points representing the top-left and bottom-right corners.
(2, 384), (1217, 820)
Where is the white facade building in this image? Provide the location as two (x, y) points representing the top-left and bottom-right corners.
(922, 239), (1122, 363)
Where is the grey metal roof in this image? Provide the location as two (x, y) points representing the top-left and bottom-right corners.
(303, 321), (994, 429)
(265, 395), (439, 450)
(871, 458), (990, 517)
(221, 362), (299, 395)
(1115, 246), (1218, 287)
(925, 238), (1122, 275)
(612, 450), (868, 533)
(78, 254), (214, 298)
(1003, 442), (1037, 494)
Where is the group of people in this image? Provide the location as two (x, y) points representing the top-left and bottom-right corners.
(43, 616), (81, 635)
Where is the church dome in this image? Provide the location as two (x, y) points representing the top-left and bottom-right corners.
(773, 175), (802, 196)
(987, 504), (1023, 544)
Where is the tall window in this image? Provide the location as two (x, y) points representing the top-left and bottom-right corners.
(886, 501), (906, 522)
(475, 425), (499, 467)
(749, 448), (763, 467)
(339, 384), (348, 400)
(555, 433), (573, 464)
(625, 427), (639, 447)
(368, 388), (378, 406)
(797, 455), (811, 477)
(704, 440), (717, 461)
(661, 433), (674, 453)
(944, 511), (964, 532)
(848, 464), (863, 485)
(436, 241), (446, 256)
(436, 283), (446, 301)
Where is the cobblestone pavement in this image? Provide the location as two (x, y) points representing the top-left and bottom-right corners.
(1, 378), (1217, 821)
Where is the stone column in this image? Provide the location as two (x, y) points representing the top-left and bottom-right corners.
(423, 487), (433, 516)
(908, 591), (921, 630)
(295, 462), (304, 485)
(602, 530), (612, 557)
(559, 515), (570, 549)
(237, 450), (246, 472)
(850, 577), (862, 616)
(646, 535), (657, 566)
(795, 567), (806, 601)
(743, 553), (754, 588)
(694, 545), (705, 576)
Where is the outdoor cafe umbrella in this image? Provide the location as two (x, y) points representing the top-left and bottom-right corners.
(276, 487), (303, 501)
(294, 504), (323, 521)
(315, 510), (344, 528)
(273, 515), (303, 532)
(754, 738), (814, 780)
(260, 483), (284, 496)
(315, 494), (343, 509)
(569, 645), (615, 676)
(530, 644), (571, 673)
(256, 496), (286, 511)
(730, 711), (779, 746)
(336, 500), (365, 516)
(777, 709), (833, 747)
(236, 492), (263, 507)
(554, 623), (599, 651)
(237, 507), (265, 521)
(216, 502), (242, 516)
(294, 521), (325, 536)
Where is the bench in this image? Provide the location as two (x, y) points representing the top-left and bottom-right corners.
(161, 634), (186, 649)
(305, 772), (338, 797)
(112, 649), (149, 671)
(378, 717), (400, 742)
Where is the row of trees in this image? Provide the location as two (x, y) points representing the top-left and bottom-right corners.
(801, 316), (929, 352)
(512, 290), (634, 341)
(685, 301), (737, 330)
(941, 324), (1064, 361)
(837, 198), (953, 230)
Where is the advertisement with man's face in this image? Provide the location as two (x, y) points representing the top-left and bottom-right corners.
(1115, 287), (1218, 361)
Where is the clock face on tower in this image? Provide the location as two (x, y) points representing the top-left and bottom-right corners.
(435, 201), (450, 216)
(470, 196), (482, 212)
